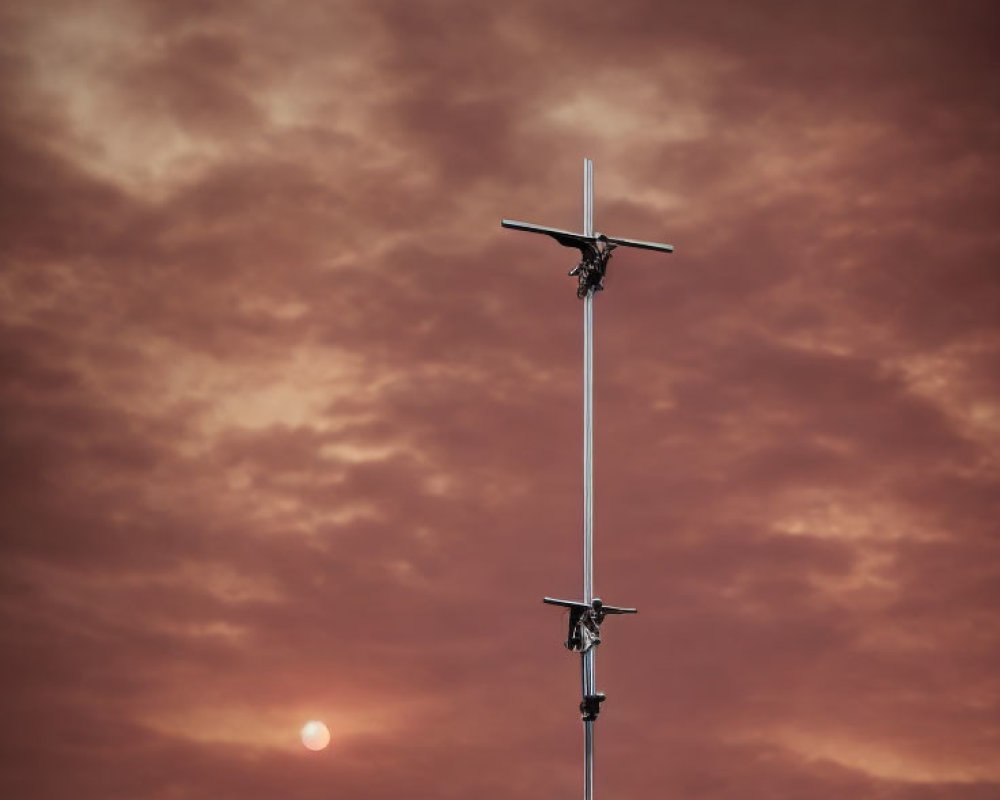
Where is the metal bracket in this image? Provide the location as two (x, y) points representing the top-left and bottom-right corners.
(580, 692), (607, 722)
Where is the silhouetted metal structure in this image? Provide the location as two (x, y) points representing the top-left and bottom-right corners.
(501, 160), (673, 800)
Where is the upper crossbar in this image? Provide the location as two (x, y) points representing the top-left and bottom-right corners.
(501, 219), (673, 253)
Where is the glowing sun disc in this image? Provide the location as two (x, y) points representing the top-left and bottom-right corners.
(300, 720), (330, 751)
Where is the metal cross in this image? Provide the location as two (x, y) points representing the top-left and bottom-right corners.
(501, 159), (673, 800)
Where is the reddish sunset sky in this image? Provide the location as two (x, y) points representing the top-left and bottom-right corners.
(2, 1), (998, 798)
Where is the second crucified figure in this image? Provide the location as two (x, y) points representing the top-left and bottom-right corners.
(544, 596), (638, 653)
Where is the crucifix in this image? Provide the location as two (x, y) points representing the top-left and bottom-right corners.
(501, 159), (673, 800)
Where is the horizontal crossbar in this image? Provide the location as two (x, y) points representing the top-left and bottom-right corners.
(543, 597), (638, 614)
(605, 235), (674, 253)
(501, 219), (673, 253)
(501, 219), (592, 241)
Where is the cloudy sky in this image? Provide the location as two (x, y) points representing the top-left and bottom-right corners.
(1, 1), (998, 798)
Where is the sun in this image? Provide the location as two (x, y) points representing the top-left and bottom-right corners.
(300, 720), (330, 751)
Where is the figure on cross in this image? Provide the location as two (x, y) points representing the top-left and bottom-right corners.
(500, 219), (671, 299)
(568, 234), (617, 298)
(543, 596), (638, 653)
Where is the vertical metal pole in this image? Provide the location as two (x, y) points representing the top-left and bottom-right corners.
(583, 157), (594, 602)
(582, 157), (596, 800)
